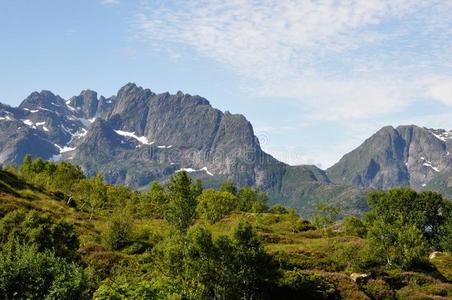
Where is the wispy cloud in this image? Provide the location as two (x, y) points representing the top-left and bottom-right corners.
(133, 0), (452, 121)
(102, 0), (119, 5)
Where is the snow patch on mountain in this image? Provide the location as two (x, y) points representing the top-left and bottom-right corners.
(430, 129), (452, 142)
(176, 167), (214, 176)
(114, 130), (153, 145)
(54, 144), (76, 154)
(423, 161), (440, 172)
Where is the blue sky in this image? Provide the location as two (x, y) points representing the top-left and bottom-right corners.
(1, 0), (452, 168)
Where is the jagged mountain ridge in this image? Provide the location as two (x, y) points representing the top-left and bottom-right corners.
(327, 125), (452, 197)
(0, 83), (368, 216)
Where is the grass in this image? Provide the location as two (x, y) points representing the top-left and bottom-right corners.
(1, 170), (451, 299)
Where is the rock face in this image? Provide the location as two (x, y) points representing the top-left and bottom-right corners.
(0, 83), (380, 216)
(327, 125), (452, 196)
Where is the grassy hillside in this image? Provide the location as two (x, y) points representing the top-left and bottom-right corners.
(0, 163), (451, 299)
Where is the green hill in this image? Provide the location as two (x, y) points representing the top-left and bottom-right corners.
(0, 161), (451, 299)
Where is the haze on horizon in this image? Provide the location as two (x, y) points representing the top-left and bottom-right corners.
(1, 0), (452, 168)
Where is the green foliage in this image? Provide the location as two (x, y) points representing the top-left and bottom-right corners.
(103, 209), (135, 251)
(365, 216), (428, 269)
(220, 180), (237, 195)
(362, 279), (395, 300)
(439, 217), (452, 252)
(74, 173), (108, 220)
(196, 189), (237, 223)
(237, 186), (269, 212)
(274, 270), (336, 299)
(0, 242), (87, 299)
(270, 204), (290, 214)
(152, 222), (278, 299)
(344, 216), (367, 237)
(311, 202), (340, 236)
(20, 155), (85, 199)
(363, 188), (451, 269)
(0, 209), (79, 259)
(164, 171), (197, 232)
(366, 189), (451, 249)
(93, 276), (158, 300)
(3, 160), (452, 298)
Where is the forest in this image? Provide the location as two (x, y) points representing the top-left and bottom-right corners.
(0, 155), (451, 299)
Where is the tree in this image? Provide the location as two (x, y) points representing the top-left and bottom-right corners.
(365, 189), (451, 249)
(220, 180), (237, 196)
(311, 202), (339, 236)
(164, 171), (197, 232)
(365, 217), (428, 269)
(103, 208), (135, 250)
(0, 209), (80, 260)
(237, 187), (269, 212)
(191, 178), (203, 198)
(197, 189), (237, 223)
(344, 216), (367, 237)
(151, 222), (278, 299)
(74, 173), (108, 220)
(0, 242), (88, 299)
(230, 222), (279, 299)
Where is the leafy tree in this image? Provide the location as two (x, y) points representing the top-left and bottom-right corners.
(237, 187), (268, 212)
(51, 162), (85, 205)
(311, 202), (339, 236)
(270, 204), (290, 214)
(141, 181), (168, 218)
(365, 217), (428, 269)
(0, 242), (87, 299)
(230, 222), (279, 298)
(220, 180), (237, 195)
(164, 171), (197, 232)
(151, 222), (278, 299)
(273, 270), (336, 299)
(197, 189), (238, 223)
(344, 216), (367, 238)
(103, 208), (135, 250)
(191, 178), (203, 198)
(365, 189), (451, 249)
(0, 209), (79, 260)
(439, 217), (452, 252)
(74, 173), (108, 220)
(93, 276), (158, 300)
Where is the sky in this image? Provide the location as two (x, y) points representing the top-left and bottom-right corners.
(1, 0), (452, 168)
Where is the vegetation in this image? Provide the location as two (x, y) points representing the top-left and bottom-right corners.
(0, 158), (451, 299)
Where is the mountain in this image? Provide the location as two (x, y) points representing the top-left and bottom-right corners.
(327, 125), (452, 197)
(0, 83), (367, 216)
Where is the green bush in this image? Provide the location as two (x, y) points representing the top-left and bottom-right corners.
(197, 189), (237, 223)
(103, 209), (135, 251)
(274, 270), (336, 299)
(0, 209), (79, 260)
(344, 216), (367, 237)
(0, 242), (87, 299)
(362, 279), (395, 300)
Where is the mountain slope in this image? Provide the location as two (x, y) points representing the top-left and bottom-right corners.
(327, 125), (452, 197)
(0, 83), (367, 216)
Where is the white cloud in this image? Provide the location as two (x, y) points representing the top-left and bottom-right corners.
(427, 77), (452, 107)
(133, 0), (452, 120)
(102, 0), (119, 5)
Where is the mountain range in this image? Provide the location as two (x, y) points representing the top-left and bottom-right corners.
(0, 83), (450, 215)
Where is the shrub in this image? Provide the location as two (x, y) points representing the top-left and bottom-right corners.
(197, 189), (237, 223)
(274, 270), (336, 299)
(362, 279), (395, 300)
(344, 216), (367, 237)
(103, 209), (135, 251)
(0, 242), (87, 299)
